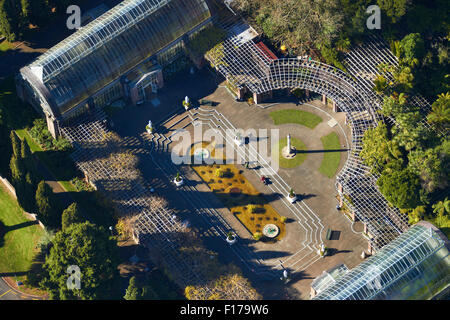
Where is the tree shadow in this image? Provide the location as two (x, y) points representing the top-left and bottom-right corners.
(326, 248), (353, 257)
(0, 271), (28, 277)
(0, 220), (5, 248)
(4, 220), (38, 232)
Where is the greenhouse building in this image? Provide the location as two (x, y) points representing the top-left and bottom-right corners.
(312, 221), (450, 300)
(16, 0), (213, 137)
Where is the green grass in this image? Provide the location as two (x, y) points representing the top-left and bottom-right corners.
(270, 109), (323, 129)
(318, 132), (342, 178)
(0, 184), (45, 274)
(277, 137), (307, 168)
(0, 40), (13, 56)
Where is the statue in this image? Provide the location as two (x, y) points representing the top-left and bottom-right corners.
(287, 134), (291, 153)
(282, 133), (296, 159)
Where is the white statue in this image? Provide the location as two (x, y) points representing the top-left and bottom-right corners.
(185, 96), (189, 104)
(287, 134), (291, 153)
(148, 120), (152, 128)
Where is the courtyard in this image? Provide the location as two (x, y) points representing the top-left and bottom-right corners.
(106, 68), (367, 299)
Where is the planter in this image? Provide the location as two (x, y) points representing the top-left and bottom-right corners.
(173, 177), (184, 187)
(183, 102), (191, 111)
(234, 136), (244, 147)
(287, 194), (297, 204)
(226, 235), (237, 245)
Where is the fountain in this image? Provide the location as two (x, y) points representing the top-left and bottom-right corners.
(262, 224), (279, 238)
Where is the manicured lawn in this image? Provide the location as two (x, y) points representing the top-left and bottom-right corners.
(318, 132), (342, 178)
(270, 109), (323, 129)
(0, 184), (45, 274)
(0, 40), (13, 56)
(277, 137), (307, 168)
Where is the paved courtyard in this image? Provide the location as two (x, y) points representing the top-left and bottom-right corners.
(109, 68), (367, 299)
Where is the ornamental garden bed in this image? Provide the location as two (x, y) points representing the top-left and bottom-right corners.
(190, 142), (285, 241)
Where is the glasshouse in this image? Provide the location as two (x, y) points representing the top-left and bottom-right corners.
(312, 221), (450, 300)
(16, 0), (212, 137)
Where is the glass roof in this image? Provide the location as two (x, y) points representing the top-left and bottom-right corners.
(313, 223), (450, 300)
(23, 0), (211, 116)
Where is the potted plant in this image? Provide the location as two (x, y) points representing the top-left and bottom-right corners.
(234, 131), (244, 146)
(226, 231), (237, 245)
(253, 232), (262, 241)
(146, 120), (154, 134)
(182, 96), (191, 111)
(173, 172), (184, 187)
(317, 243), (328, 257)
(287, 188), (297, 203)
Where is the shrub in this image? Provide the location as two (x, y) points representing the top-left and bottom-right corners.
(280, 216), (287, 223)
(253, 232), (262, 240)
(215, 169), (224, 178)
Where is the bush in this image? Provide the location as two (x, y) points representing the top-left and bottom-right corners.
(28, 119), (71, 151)
(280, 216), (287, 223)
(253, 232), (262, 240)
(215, 169), (224, 178)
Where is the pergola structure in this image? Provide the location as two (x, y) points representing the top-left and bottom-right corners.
(60, 112), (214, 295)
(204, 25), (414, 252)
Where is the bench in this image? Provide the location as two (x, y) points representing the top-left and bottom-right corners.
(326, 228), (332, 240)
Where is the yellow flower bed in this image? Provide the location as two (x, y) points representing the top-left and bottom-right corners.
(190, 142), (285, 241)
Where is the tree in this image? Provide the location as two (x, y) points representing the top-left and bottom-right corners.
(27, 0), (50, 26)
(408, 147), (447, 193)
(432, 198), (449, 218)
(427, 92), (450, 131)
(9, 154), (24, 183)
(238, 0), (344, 55)
(398, 33), (425, 68)
(377, 0), (411, 24)
(124, 276), (141, 300)
(185, 264), (260, 300)
(0, 0), (22, 42)
(406, 205), (425, 225)
(61, 202), (85, 230)
(35, 180), (60, 229)
(10, 131), (20, 158)
(392, 111), (428, 151)
(39, 221), (120, 300)
(15, 172), (37, 213)
(360, 122), (402, 174)
(20, 138), (31, 159)
(377, 168), (422, 209)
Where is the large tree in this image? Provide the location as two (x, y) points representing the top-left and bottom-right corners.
(360, 122), (402, 174)
(40, 221), (120, 300)
(61, 202), (85, 230)
(377, 168), (422, 209)
(0, 0), (22, 42)
(235, 0), (344, 54)
(35, 180), (60, 229)
(427, 92), (450, 131)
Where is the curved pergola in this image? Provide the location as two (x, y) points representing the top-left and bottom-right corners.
(206, 36), (409, 251)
